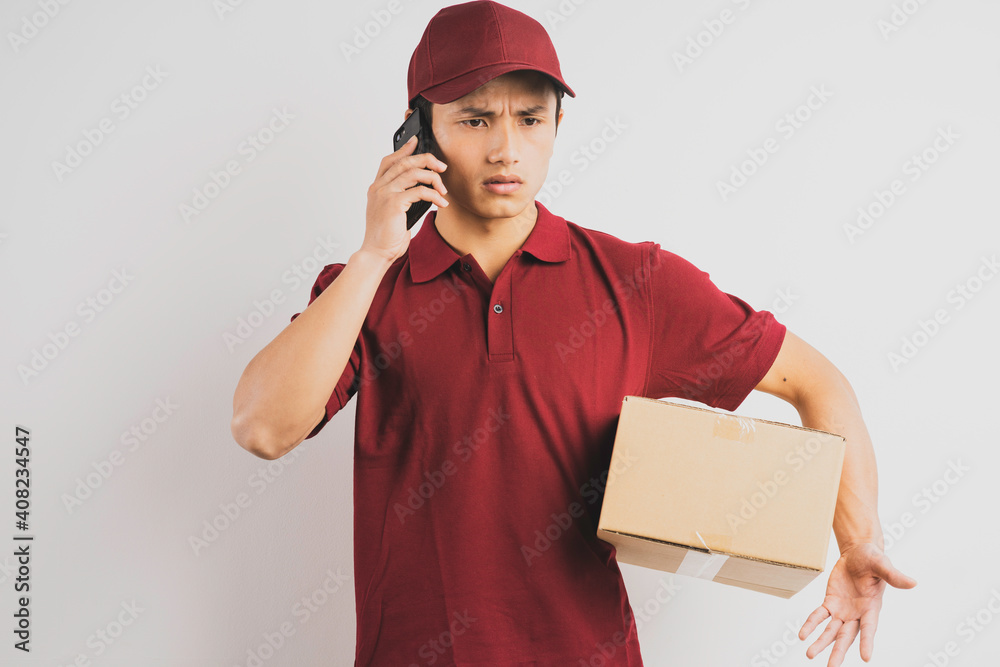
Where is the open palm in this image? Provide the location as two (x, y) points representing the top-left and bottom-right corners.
(798, 542), (917, 665)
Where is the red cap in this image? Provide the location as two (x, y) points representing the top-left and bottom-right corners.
(407, 0), (576, 108)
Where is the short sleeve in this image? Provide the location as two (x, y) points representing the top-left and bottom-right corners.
(289, 263), (363, 439)
(643, 243), (786, 411)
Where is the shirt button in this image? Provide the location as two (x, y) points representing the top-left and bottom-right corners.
(493, 303), (503, 314)
(462, 262), (471, 271)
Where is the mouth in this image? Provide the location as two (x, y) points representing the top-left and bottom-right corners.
(483, 174), (523, 185)
(483, 174), (523, 194)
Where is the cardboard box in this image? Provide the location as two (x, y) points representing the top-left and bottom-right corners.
(597, 396), (846, 598)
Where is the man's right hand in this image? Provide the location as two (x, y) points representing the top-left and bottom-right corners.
(362, 135), (449, 264)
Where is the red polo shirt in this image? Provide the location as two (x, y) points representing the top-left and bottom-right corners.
(289, 201), (785, 666)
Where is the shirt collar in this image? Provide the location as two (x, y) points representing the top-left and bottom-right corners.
(408, 200), (571, 284)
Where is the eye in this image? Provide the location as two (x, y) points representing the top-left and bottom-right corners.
(460, 118), (542, 128)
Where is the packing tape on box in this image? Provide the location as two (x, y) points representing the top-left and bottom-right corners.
(713, 414), (757, 443)
(675, 530), (729, 581)
(676, 550), (729, 581)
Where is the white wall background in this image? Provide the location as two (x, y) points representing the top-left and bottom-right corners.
(2, 0), (998, 665)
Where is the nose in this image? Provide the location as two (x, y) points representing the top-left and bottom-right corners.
(487, 118), (520, 165)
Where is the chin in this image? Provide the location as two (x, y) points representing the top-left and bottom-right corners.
(478, 192), (533, 216)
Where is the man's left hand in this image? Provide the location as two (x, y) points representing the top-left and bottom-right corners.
(798, 542), (917, 665)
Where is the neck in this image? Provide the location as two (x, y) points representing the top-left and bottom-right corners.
(433, 201), (539, 269)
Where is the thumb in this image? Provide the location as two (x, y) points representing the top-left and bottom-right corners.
(874, 553), (918, 589)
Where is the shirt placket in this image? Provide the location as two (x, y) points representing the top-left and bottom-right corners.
(488, 251), (518, 363)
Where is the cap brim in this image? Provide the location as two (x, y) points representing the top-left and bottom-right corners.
(417, 63), (575, 106)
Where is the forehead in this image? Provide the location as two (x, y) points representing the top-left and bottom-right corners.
(446, 71), (555, 110)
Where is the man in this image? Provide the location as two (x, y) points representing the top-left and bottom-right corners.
(231, 2), (916, 665)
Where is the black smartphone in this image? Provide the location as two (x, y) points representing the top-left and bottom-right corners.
(392, 106), (439, 230)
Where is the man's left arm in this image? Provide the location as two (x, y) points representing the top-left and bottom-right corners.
(754, 329), (917, 667)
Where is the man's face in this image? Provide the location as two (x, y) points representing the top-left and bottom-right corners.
(408, 70), (563, 224)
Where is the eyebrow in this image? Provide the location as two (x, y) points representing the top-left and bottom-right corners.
(450, 104), (549, 117)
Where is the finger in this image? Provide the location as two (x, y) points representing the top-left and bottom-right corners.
(399, 185), (449, 212)
(800, 605), (831, 640)
(394, 146), (446, 171)
(398, 134), (417, 152)
(885, 566), (918, 589)
(398, 167), (449, 198)
(419, 166), (449, 195)
(859, 606), (881, 661)
(826, 619), (859, 667)
(807, 617), (842, 660)
(379, 153), (448, 192)
(376, 135), (418, 180)
(874, 554), (918, 589)
(377, 139), (419, 182)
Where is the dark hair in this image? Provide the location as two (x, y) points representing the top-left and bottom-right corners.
(410, 74), (564, 153)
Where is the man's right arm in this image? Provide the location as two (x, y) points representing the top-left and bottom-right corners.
(230, 248), (393, 460)
(230, 126), (450, 459)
